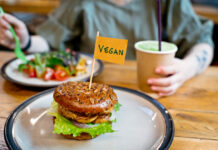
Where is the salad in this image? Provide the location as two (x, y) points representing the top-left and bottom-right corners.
(18, 51), (87, 81)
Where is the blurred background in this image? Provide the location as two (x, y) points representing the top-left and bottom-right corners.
(0, 0), (217, 65)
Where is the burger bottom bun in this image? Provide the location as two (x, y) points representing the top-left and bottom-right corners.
(53, 117), (98, 140)
(62, 133), (97, 140)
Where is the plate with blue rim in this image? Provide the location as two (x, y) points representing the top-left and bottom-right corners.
(1, 52), (103, 88)
(4, 86), (174, 150)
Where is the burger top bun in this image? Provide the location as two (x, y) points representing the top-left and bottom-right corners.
(53, 82), (118, 114)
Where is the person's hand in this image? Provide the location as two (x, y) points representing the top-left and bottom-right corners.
(0, 13), (29, 49)
(147, 58), (195, 96)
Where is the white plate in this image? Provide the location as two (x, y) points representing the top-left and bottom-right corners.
(4, 87), (174, 150)
(1, 53), (103, 87)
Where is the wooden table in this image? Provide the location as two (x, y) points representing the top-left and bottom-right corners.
(0, 51), (218, 149)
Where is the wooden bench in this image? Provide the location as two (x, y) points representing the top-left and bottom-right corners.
(0, 0), (60, 14)
(193, 4), (218, 24)
(0, 1), (218, 24)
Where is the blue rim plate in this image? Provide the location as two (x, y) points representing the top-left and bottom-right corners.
(4, 86), (174, 150)
(1, 53), (103, 88)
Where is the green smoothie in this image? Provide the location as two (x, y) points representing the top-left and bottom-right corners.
(136, 41), (177, 52)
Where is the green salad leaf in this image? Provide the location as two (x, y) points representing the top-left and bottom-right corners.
(35, 65), (45, 77)
(46, 57), (63, 68)
(34, 53), (44, 66)
(18, 64), (27, 71)
(53, 114), (114, 138)
(114, 102), (122, 112)
(47, 101), (115, 138)
(33, 53), (46, 77)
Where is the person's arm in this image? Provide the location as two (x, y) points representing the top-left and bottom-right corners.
(146, 0), (214, 96)
(184, 43), (213, 75)
(147, 43), (213, 96)
(28, 35), (49, 53)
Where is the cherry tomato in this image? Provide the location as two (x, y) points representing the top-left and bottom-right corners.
(43, 67), (55, 81)
(54, 70), (69, 81)
(22, 65), (36, 78)
(28, 67), (36, 77)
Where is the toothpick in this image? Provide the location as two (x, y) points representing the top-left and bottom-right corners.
(89, 31), (99, 89)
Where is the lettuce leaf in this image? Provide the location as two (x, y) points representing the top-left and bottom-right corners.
(18, 64), (27, 71)
(53, 114), (114, 138)
(45, 57), (63, 68)
(47, 101), (114, 138)
(114, 102), (122, 112)
(47, 100), (58, 116)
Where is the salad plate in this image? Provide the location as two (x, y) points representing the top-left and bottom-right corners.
(4, 86), (174, 150)
(1, 53), (103, 87)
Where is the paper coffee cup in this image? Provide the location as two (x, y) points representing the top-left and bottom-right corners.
(135, 41), (178, 93)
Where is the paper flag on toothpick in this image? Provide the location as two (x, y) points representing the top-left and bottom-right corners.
(89, 32), (128, 89)
(94, 36), (128, 64)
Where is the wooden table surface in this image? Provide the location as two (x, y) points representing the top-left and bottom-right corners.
(0, 51), (218, 150)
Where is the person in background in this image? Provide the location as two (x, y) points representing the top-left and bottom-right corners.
(0, 0), (214, 96)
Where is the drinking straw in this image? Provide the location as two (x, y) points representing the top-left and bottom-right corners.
(0, 7), (27, 63)
(156, 0), (162, 51)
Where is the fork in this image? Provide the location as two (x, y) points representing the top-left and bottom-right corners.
(0, 7), (27, 63)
